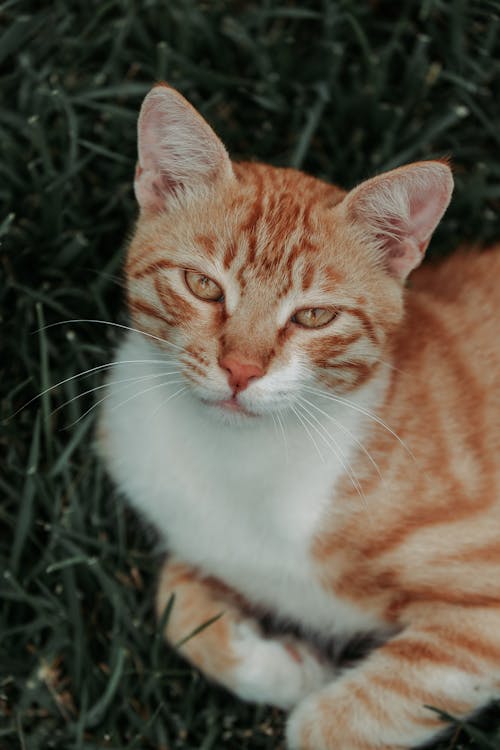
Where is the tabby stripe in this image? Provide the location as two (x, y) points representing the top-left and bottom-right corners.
(343, 307), (378, 344)
(157, 560), (238, 674)
(131, 258), (175, 280)
(241, 170), (264, 235)
(387, 588), (500, 620)
(301, 262), (315, 291)
(323, 266), (343, 285)
(223, 239), (238, 269)
(421, 626), (500, 665)
(324, 361), (375, 373)
(129, 298), (171, 327)
(301, 200), (314, 234)
(194, 234), (217, 258)
(369, 673), (473, 717)
(126, 248), (157, 274)
(383, 635), (479, 672)
(154, 276), (194, 322)
(368, 485), (493, 562)
(440, 540), (500, 563)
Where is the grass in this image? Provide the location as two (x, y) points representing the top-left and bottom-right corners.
(2, 0), (500, 748)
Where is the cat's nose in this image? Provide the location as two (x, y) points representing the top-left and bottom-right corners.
(219, 353), (264, 392)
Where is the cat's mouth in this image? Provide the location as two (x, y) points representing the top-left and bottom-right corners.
(202, 395), (257, 418)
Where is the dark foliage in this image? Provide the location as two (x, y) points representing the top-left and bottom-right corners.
(2, 1), (500, 748)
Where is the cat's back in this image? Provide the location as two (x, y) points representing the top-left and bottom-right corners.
(382, 243), (500, 547)
(410, 244), (500, 336)
(397, 244), (500, 465)
(397, 245), (500, 396)
(315, 246), (500, 622)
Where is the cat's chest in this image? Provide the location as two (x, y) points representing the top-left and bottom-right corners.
(101, 336), (384, 636)
(165, 486), (383, 636)
(162, 450), (339, 626)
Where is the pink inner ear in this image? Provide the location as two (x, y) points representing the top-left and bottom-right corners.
(374, 216), (422, 280)
(134, 86), (233, 213)
(409, 185), (450, 242)
(347, 162), (454, 281)
(138, 105), (180, 192)
(383, 237), (423, 279)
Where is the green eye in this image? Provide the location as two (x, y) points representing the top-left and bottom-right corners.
(185, 270), (224, 302)
(292, 308), (338, 329)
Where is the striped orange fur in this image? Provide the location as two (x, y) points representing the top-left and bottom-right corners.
(99, 84), (500, 750)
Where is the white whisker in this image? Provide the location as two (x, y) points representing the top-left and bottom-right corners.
(109, 378), (186, 415)
(270, 412), (279, 442)
(303, 385), (414, 460)
(63, 376), (184, 429)
(52, 370), (182, 416)
(342, 352), (406, 375)
(11, 358), (179, 418)
(298, 394), (383, 483)
(275, 410), (289, 464)
(151, 385), (189, 419)
(295, 399), (367, 507)
(36, 318), (186, 352)
(290, 404), (324, 464)
(369, 357), (406, 375)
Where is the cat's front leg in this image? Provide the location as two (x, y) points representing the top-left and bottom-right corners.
(287, 608), (500, 750)
(157, 557), (335, 709)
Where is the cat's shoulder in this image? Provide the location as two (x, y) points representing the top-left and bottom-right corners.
(394, 244), (500, 369)
(410, 243), (500, 303)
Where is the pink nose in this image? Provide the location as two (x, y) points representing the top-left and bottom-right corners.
(219, 353), (264, 392)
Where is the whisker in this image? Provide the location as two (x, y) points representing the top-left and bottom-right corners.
(290, 404), (324, 464)
(295, 400), (367, 507)
(303, 385), (414, 460)
(81, 267), (127, 290)
(367, 357), (406, 375)
(35, 319), (186, 352)
(10, 358), (179, 418)
(275, 410), (289, 464)
(52, 370), (182, 416)
(298, 394), (383, 483)
(339, 352), (406, 375)
(270, 412), (279, 442)
(150, 385), (189, 419)
(63, 376), (185, 429)
(109, 378), (186, 415)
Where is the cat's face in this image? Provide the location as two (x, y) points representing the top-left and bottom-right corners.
(125, 85), (453, 422)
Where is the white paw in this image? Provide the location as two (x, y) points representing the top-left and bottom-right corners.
(227, 623), (336, 709)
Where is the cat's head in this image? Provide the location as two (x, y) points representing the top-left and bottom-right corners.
(126, 84), (453, 422)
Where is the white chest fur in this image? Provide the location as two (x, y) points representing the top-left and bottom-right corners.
(100, 334), (386, 639)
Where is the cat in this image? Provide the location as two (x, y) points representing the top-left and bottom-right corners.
(98, 83), (500, 750)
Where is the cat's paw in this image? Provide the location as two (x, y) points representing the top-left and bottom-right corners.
(286, 692), (326, 749)
(286, 690), (371, 750)
(228, 623), (335, 709)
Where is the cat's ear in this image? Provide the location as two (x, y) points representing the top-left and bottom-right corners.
(344, 161), (453, 280)
(134, 84), (233, 213)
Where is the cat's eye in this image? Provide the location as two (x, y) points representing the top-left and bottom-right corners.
(184, 270), (224, 302)
(292, 307), (338, 329)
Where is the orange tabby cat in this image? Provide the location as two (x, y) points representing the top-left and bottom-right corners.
(99, 83), (500, 749)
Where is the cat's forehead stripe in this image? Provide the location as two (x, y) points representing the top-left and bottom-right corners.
(223, 239), (238, 270)
(234, 166), (265, 238)
(301, 262), (315, 291)
(128, 257), (175, 280)
(194, 234), (218, 258)
(155, 274), (195, 325)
